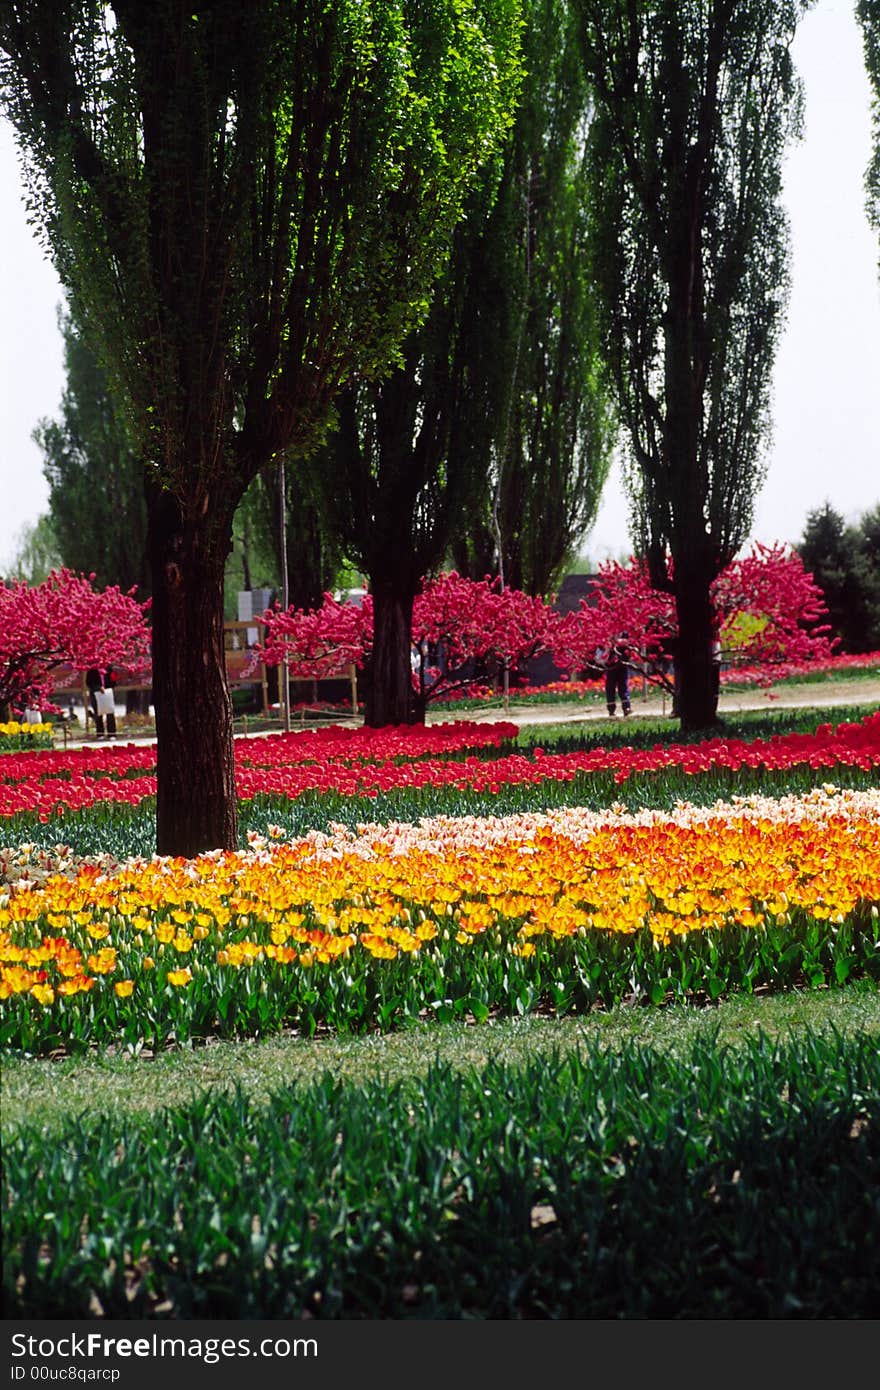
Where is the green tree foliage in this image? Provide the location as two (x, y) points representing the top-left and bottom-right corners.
(858, 0), (880, 265)
(320, 0), (613, 726)
(2, 515), (61, 586)
(1, 0), (522, 854)
(797, 501), (880, 653)
(33, 305), (149, 598)
(245, 462), (345, 615)
(576, 0), (811, 730)
(453, 0), (614, 598)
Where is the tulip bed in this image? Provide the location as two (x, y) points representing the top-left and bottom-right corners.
(0, 721), (54, 753)
(2, 759), (878, 1053)
(720, 649), (880, 687)
(2, 707), (879, 826)
(0, 720), (523, 820)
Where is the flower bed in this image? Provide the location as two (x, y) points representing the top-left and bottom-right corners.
(0, 720), (519, 819)
(2, 786), (878, 1053)
(1, 712), (878, 822)
(721, 649), (880, 687)
(0, 721), (54, 753)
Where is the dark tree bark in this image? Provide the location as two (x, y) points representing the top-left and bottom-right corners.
(663, 234), (720, 729)
(673, 564), (717, 731)
(364, 577), (419, 727)
(147, 486), (237, 855)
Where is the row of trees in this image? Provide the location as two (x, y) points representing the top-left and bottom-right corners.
(24, 0), (616, 653)
(1, 0), (523, 854)
(1, 539), (834, 727)
(259, 544), (836, 708)
(3, 0), (876, 855)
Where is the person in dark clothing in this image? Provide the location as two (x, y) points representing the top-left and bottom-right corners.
(103, 666), (118, 738)
(85, 666), (117, 739)
(710, 619), (722, 702)
(597, 633), (632, 717)
(85, 667), (102, 737)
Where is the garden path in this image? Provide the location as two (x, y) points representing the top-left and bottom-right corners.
(457, 675), (880, 728)
(57, 674), (879, 747)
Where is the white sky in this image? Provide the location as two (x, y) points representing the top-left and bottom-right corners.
(1, 0), (878, 574)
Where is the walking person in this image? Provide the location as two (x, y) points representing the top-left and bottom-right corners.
(600, 632), (632, 717)
(85, 666), (117, 739)
(103, 665), (118, 738)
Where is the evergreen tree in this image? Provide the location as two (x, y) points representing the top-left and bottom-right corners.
(798, 501), (880, 652)
(576, 0), (811, 730)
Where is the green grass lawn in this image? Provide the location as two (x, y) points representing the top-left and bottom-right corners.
(4, 1001), (879, 1318)
(3, 981), (878, 1138)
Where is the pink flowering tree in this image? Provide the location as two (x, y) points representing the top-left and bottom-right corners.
(411, 572), (556, 717)
(551, 559), (673, 685)
(551, 544), (837, 701)
(712, 543), (837, 674)
(259, 572), (556, 723)
(0, 569), (152, 720)
(258, 592), (374, 682)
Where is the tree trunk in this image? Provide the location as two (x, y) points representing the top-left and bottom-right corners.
(674, 571), (719, 732)
(663, 200), (717, 733)
(125, 687), (151, 717)
(148, 486), (238, 856)
(365, 577), (419, 726)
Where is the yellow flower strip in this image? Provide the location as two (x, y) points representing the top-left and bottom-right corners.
(1, 787), (878, 1006)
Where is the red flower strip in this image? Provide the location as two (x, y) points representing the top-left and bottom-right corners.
(1, 715), (878, 822)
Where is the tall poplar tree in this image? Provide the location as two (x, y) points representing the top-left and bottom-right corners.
(321, 0), (613, 726)
(316, 244), (500, 726)
(576, 0), (810, 729)
(454, 0), (614, 598)
(34, 305), (149, 598)
(1, 0), (521, 853)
